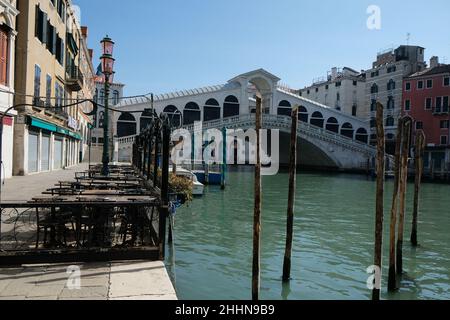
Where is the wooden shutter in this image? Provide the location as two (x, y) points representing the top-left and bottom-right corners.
(0, 28), (9, 85)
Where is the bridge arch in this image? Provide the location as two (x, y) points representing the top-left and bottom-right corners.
(326, 117), (339, 133)
(341, 122), (354, 139)
(277, 100), (292, 116)
(117, 112), (137, 137)
(299, 106), (308, 123)
(310, 111), (324, 128)
(223, 95), (240, 118)
(356, 128), (369, 144)
(183, 102), (201, 125)
(140, 109), (154, 132)
(163, 105), (182, 127)
(204, 98), (221, 122)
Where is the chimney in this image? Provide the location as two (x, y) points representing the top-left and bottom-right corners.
(81, 26), (88, 39)
(88, 49), (93, 62)
(430, 56), (439, 68)
(331, 67), (338, 80)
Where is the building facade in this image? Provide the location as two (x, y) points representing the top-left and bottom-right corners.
(403, 60), (450, 172)
(0, 0), (18, 180)
(297, 67), (366, 118)
(13, 0), (94, 176)
(364, 45), (426, 153)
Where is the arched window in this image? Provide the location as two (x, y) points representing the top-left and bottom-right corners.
(183, 102), (201, 125)
(386, 116), (395, 127)
(387, 79), (396, 91)
(371, 99), (377, 112)
(99, 89), (105, 101)
(98, 111), (104, 128)
(204, 98), (221, 122)
(113, 90), (120, 105)
(140, 109), (154, 132)
(341, 123), (354, 139)
(371, 84), (378, 94)
(387, 96), (395, 110)
(164, 105), (182, 127)
(356, 128), (369, 144)
(117, 112), (137, 137)
(299, 106), (308, 123)
(326, 117), (339, 133)
(277, 100), (292, 116)
(223, 95), (240, 118)
(310, 111), (324, 128)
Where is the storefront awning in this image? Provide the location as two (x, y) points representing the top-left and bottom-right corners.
(29, 117), (81, 140)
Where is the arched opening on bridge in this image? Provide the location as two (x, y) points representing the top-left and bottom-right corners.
(204, 98), (221, 122)
(341, 122), (354, 139)
(386, 116), (395, 127)
(326, 117), (339, 133)
(223, 95), (240, 118)
(299, 106), (308, 123)
(183, 102), (201, 125)
(117, 112), (137, 137)
(310, 111), (324, 128)
(277, 100), (292, 116)
(356, 128), (369, 144)
(140, 109), (154, 132)
(164, 105), (182, 128)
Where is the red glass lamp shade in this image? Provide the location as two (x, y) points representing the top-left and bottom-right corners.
(100, 36), (115, 75)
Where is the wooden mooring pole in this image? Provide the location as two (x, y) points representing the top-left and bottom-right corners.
(282, 106), (298, 282)
(411, 130), (426, 247)
(388, 118), (403, 291)
(397, 117), (412, 275)
(372, 102), (385, 301)
(252, 96), (262, 301)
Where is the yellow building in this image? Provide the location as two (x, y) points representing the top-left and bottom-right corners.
(13, 0), (94, 175)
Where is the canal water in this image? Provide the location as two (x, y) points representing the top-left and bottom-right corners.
(165, 167), (450, 300)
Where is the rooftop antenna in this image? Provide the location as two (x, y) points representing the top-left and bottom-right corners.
(406, 33), (411, 46)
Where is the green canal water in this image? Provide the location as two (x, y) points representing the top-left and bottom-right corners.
(165, 167), (450, 300)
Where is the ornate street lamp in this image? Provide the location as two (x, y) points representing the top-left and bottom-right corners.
(100, 35), (115, 176)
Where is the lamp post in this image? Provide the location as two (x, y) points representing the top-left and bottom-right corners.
(100, 36), (115, 176)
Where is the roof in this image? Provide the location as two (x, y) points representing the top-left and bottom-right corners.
(229, 68), (281, 83)
(407, 64), (450, 79)
(117, 82), (240, 107)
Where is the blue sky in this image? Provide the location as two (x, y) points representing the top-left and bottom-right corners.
(74, 0), (450, 97)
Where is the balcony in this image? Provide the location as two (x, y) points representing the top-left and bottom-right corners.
(66, 65), (84, 92)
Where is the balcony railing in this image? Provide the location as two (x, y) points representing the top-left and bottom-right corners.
(66, 65), (84, 91)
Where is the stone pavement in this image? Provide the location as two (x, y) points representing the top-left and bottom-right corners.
(1, 163), (89, 202)
(0, 164), (178, 300)
(0, 261), (177, 300)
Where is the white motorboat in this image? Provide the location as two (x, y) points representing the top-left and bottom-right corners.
(169, 167), (205, 196)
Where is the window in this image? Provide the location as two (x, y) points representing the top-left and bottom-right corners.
(441, 136), (448, 145)
(35, 6), (47, 43)
(371, 84), (378, 94)
(387, 66), (397, 73)
(436, 97), (442, 113)
(371, 71), (379, 77)
(405, 99), (411, 111)
(315, 87), (319, 93)
(444, 96), (449, 113)
(416, 122), (423, 130)
(370, 99), (377, 112)
(307, 90), (310, 95)
(353, 80), (357, 86)
(444, 77), (450, 87)
(425, 97), (433, 110)
(46, 75), (52, 107)
(57, 0), (66, 22)
(55, 35), (64, 65)
(0, 25), (9, 86)
(352, 105), (357, 117)
(113, 91), (120, 105)
(440, 120), (449, 129)
(386, 117), (395, 127)
(417, 80), (424, 90)
(34, 65), (41, 101)
(426, 79), (433, 89)
(405, 82), (411, 91)
(335, 82), (341, 87)
(336, 93), (340, 101)
(387, 80), (396, 91)
(387, 97), (395, 109)
(325, 85), (329, 90)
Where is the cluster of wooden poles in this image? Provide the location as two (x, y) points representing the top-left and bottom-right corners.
(373, 102), (426, 300)
(250, 99), (426, 301)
